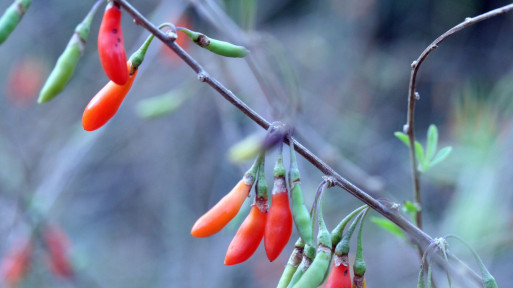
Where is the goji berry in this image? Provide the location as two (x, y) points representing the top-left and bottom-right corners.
(191, 154), (261, 237)
(264, 148), (293, 261)
(43, 225), (74, 278)
(98, 1), (127, 85)
(224, 156), (268, 265)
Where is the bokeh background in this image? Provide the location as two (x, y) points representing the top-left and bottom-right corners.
(1, 0), (513, 287)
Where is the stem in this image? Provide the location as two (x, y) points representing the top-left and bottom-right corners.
(405, 2), (513, 232)
(404, 1), (513, 266)
(114, 0), (498, 284)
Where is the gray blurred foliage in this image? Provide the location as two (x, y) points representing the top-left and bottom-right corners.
(0, 0), (513, 287)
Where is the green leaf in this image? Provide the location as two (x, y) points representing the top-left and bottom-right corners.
(394, 132), (410, 147)
(395, 131), (428, 171)
(136, 93), (185, 119)
(430, 146), (452, 167)
(403, 201), (419, 223)
(240, 0), (256, 30)
(370, 217), (406, 239)
(403, 201), (419, 214)
(414, 141), (425, 171)
(426, 124), (438, 162)
(227, 133), (263, 163)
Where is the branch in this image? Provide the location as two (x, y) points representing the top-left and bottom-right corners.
(114, 0), (482, 284)
(405, 3), (513, 230)
(114, 0), (427, 249)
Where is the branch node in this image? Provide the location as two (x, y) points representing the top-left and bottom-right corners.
(411, 60), (418, 68)
(403, 124), (410, 134)
(322, 175), (337, 188)
(165, 30), (177, 41)
(465, 17), (472, 22)
(414, 91), (420, 101)
(197, 72), (208, 82)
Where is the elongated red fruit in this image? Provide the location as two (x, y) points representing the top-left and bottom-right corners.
(191, 179), (251, 237)
(325, 255), (351, 288)
(43, 225), (74, 278)
(224, 204), (267, 265)
(0, 240), (31, 287)
(264, 191), (292, 261)
(82, 62), (137, 131)
(98, 1), (127, 85)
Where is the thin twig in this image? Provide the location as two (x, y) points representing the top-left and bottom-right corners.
(189, 0), (383, 193)
(115, 0), (483, 284)
(405, 3), (513, 231)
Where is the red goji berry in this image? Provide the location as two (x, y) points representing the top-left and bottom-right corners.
(98, 1), (127, 85)
(224, 203), (267, 265)
(325, 255), (351, 288)
(264, 150), (292, 262)
(224, 157), (268, 265)
(264, 192), (292, 261)
(0, 239), (31, 287)
(43, 225), (74, 278)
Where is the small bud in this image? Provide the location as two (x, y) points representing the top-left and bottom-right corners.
(403, 124), (410, 134)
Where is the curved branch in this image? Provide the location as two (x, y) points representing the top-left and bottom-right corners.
(405, 3), (513, 230)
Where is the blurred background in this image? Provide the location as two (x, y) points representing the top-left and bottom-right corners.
(1, 0), (513, 287)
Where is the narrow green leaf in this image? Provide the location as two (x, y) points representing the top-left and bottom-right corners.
(227, 133), (262, 163)
(136, 92), (185, 119)
(403, 201), (419, 223)
(426, 124), (438, 162)
(240, 0), (256, 30)
(370, 217), (406, 239)
(394, 132), (410, 147)
(403, 201), (419, 214)
(414, 141), (425, 171)
(430, 146), (452, 167)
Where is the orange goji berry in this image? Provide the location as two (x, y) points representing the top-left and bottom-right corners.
(82, 62), (137, 131)
(225, 156), (268, 265)
(191, 154), (262, 238)
(191, 179), (252, 238)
